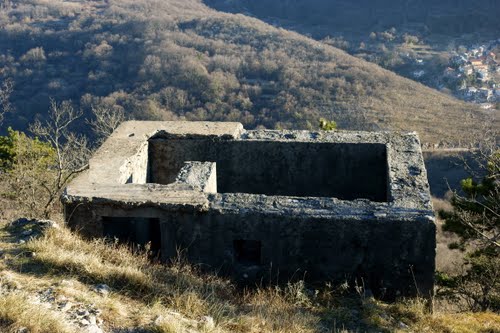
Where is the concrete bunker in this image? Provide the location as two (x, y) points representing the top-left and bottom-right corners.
(62, 121), (436, 300)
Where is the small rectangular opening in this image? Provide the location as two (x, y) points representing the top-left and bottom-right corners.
(102, 217), (161, 257)
(233, 240), (261, 265)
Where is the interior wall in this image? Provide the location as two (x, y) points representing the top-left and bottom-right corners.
(149, 139), (388, 201)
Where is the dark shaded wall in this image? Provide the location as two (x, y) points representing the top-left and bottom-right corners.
(162, 211), (435, 299)
(148, 139), (388, 201)
(64, 201), (436, 300)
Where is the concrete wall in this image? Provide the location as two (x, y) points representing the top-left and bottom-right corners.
(163, 211), (435, 299)
(64, 200), (435, 299)
(149, 139), (389, 202)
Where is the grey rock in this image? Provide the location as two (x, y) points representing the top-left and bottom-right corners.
(88, 315), (97, 325)
(86, 324), (103, 333)
(21, 229), (33, 237)
(37, 219), (60, 229)
(199, 316), (215, 331)
(77, 309), (91, 316)
(11, 218), (30, 227)
(58, 301), (73, 312)
(94, 284), (111, 296)
(399, 321), (409, 329)
(80, 318), (91, 326)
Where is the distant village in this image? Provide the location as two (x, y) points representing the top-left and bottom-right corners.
(442, 39), (500, 109)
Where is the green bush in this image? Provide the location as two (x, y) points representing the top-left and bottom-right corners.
(319, 118), (337, 131)
(0, 128), (57, 217)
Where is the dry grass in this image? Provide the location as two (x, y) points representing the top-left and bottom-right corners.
(25, 227), (234, 319)
(0, 218), (499, 333)
(0, 292), (72, 333)
(23, 226), (325, 332)
(432, 197), (465, 274)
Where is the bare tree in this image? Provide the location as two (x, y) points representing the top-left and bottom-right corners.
(0, 78), (14, 127)
(437, 128), (500, 311)
(30, 99), (91, 217)
(455, 126), (500, 249)
(87, 104), (125, 142)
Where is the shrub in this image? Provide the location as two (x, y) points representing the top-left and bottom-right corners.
(319, 118), (337, 131)
(0, 128), (57, 217)
(437, 148), (500, 311)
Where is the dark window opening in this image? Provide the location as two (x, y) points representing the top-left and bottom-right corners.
(234, 240), (261, 265)
(102, 217), (161, 258)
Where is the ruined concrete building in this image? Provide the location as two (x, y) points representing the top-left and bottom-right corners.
(62, 121), (436, 299)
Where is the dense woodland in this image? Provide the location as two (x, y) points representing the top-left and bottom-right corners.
(206, 0), (500, 36)
(0, 0), (496, 144)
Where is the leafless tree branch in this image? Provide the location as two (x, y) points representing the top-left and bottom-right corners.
(87, 104), (125, 142)
(29, 99), (91, 217)
(0, 78), (14, 126)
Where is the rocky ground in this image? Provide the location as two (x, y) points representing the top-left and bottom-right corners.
(0, 218), (218, 333)
(0, 217), (499, 333)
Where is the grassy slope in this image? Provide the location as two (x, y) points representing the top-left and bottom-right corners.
(0, 218), (499, 333)
(0, 0), (496, 144)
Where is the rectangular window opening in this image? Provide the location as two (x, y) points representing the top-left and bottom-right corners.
(233, 239), (261, 265)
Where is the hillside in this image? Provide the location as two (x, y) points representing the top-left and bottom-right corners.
(205, 0), (500, 37)
(0, 0), (496, 144)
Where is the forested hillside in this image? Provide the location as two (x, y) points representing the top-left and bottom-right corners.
(205, 0), (500, 36)
(0, 0), (494, 144)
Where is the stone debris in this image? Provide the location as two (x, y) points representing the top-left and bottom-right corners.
(58, 300), (74, 312)
(93, 283), (111, 296)
(198, 316), (215, 331)
(24, 286), (105, 333)
(9, 218), (61, 244)
(21, 229), (34, 237)
(399, 321), (409, 329)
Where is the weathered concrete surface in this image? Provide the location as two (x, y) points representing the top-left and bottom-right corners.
(62, 121), (435, 300)
(175, 162), (217, 193)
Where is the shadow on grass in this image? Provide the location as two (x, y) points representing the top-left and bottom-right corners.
(2, 223), (398, 332)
